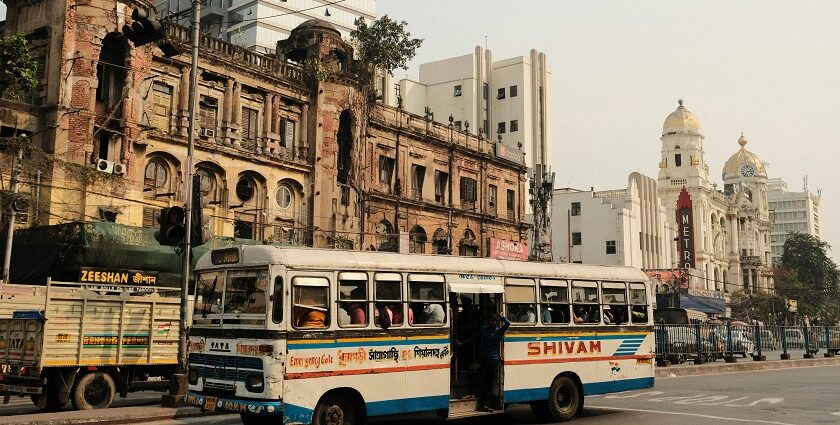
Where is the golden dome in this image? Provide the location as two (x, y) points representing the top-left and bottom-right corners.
(662, 99), (701, 136)
(723, 132), (766, 179)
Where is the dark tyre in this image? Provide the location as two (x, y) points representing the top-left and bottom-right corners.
(312, 393), (359, 425)
(31, 384), (67, 411)
(547, 376), (581, 422)
(529, 400), (554, 422)
(71, 372), (115, 410)
(240, 414), (277, 425)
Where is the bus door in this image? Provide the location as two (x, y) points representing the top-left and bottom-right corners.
(445, 274), (504, 417)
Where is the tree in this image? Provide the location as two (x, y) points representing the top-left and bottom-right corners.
(350, 15), (423, 103)
(729, 290), (790, 325)
(0, 34), (38, 100)
(776, 233), (840, 322)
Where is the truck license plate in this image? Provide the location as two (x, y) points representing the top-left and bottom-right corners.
(204, 397), (217, 411)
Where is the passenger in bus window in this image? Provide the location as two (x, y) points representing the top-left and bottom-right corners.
(338, 305), (351, 326)
(631, 305), (648, 323)
(508, 304), (536, 324)
(293, 287), (328, 328)
(422, 302), (445, 324)
(374, 303), (392, 329)
(603, 305), (615, 324)
(573, 306), (588, 323)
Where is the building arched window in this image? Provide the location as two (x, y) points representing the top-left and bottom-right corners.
(432, 228), (448, 254)
(144, 159), (168, 191)
(375, 220), (396, 252)
(409, 225), (427, 254)
(276, 185), (293, 210)
(236, 176), (256, 203)
(196, 167), (218, 203)
(459, 229), (479, 257)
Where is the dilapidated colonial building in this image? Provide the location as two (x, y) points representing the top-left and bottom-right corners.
(0, 0), (527, 258)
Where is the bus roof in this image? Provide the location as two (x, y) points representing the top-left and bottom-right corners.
(196, 245), (649, 282)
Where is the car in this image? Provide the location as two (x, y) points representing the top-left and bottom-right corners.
(713, 328), (754, 358)
(661, 326), (716, 364)
(757, 329), (779, 350)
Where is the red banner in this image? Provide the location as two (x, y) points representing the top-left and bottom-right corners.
(489, 238), (528, 261)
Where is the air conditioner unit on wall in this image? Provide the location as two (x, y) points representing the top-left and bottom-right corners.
(96, 159), (115, 173)
(200, 128), (215, 138)
(113, 163), (127, 175)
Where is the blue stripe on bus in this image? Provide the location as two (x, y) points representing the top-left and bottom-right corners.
(366, 394), (449, 416)
(583, 377), (655, 395)
(506, 335), (645, 343)
(504, 377), (654, 403)
(283, 403), (313, 424)
(288, 338), (450, 350)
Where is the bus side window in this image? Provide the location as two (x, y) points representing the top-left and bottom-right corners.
(337, 272), (368, 328)
(505, 278), (536, 325)
(629, 283), (649, 324)
(571, 281), (599, 324)
(374, 273), (403, 328)
(272, 276), (283, 324)
(408, 275), (446, 326)
(539, 279), (569, 324)
(292, 277), (330, 329)
(602, 282), (628, 325)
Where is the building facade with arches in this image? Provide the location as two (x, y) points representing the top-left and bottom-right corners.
(0, 1), (528, 259)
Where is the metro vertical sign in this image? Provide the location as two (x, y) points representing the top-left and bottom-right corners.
(676, 187), (695, 269)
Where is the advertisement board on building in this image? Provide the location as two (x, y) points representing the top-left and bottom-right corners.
(676, 188), (695, 269)
(489, 238), (528, 261)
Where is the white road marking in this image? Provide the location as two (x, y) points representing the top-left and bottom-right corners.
(588, 405), (797, 425)
(604, 391), (664, 399)
(831, 411), (840, 416)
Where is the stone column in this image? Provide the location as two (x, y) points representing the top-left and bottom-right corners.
(177, 67), (190, 136)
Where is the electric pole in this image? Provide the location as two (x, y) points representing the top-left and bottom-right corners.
(2, 145), (23, 283)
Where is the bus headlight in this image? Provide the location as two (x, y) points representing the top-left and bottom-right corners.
(188, 368), (199, 385)
(245, 373), (264, 393)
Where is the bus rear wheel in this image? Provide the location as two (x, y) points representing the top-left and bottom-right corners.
(547, 376), (581, 422)
(313, 393), (358, 425)
(71, 372), (115, 410)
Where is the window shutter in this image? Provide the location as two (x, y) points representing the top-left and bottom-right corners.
(143, 206), (155, 228)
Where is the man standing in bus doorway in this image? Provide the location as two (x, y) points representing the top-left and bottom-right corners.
(476, 313), (510, 412)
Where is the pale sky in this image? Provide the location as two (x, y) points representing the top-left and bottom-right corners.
(1, 2), (837, 259)
(379, 0), (840, 260)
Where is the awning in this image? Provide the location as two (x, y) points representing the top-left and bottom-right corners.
(447, 282), (504, 294)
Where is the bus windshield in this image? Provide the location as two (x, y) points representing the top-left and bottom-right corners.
(194, 268), (270, 326)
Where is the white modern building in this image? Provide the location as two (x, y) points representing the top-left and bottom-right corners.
(157, 0), (376, 53)
(767, 178), (822, 263)
(551, 173), (677, 269)
(382, 46), (551, 178)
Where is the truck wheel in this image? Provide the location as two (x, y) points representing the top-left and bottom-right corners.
(31, 385), (67, 411)
(547, 376), (581, 422)
(71, 372), (115, 410)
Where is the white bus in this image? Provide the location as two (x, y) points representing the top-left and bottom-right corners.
(184, 246), (655, 424)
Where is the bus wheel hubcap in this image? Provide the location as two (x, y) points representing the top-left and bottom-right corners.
(326, 406), (343, 424)
(556, 386), (572, 411)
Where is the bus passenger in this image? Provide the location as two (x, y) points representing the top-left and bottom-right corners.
(349, 302), (366, 325)
(422, 302), (445, 324)
(573, 306), (588, 323)
(296, 307), (326, 328)
(476, 314), (510, 412)
(603, 305), (614, 324)
(338, 306), (351, 326)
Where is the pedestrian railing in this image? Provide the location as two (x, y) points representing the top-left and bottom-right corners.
(654, 323), (840, 365)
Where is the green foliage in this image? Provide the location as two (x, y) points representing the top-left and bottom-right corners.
(0, 34), (38, 100)
(351, 15), (423, 104)
(729, 290), (790, 324)
(301, 57), (329, 90)
(776, 233), (840, 320)
(351, 15), (423, 77)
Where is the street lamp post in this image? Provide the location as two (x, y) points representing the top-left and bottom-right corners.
(162, 0), (199, 407)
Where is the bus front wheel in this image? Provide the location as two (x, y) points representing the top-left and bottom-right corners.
(313, 393), (359, 425)
(547, 376), (581, 422)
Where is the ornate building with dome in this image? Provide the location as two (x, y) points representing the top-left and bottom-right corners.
(657, 100), (773, 295)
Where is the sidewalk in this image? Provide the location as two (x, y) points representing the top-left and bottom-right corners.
(656, 354), (840, 378)
(0, 405), (226, 425)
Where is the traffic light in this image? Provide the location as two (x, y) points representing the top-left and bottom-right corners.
(121, 8), (180, 57)
(190, 175), (211, 247)
(154, 206), (186, 246)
